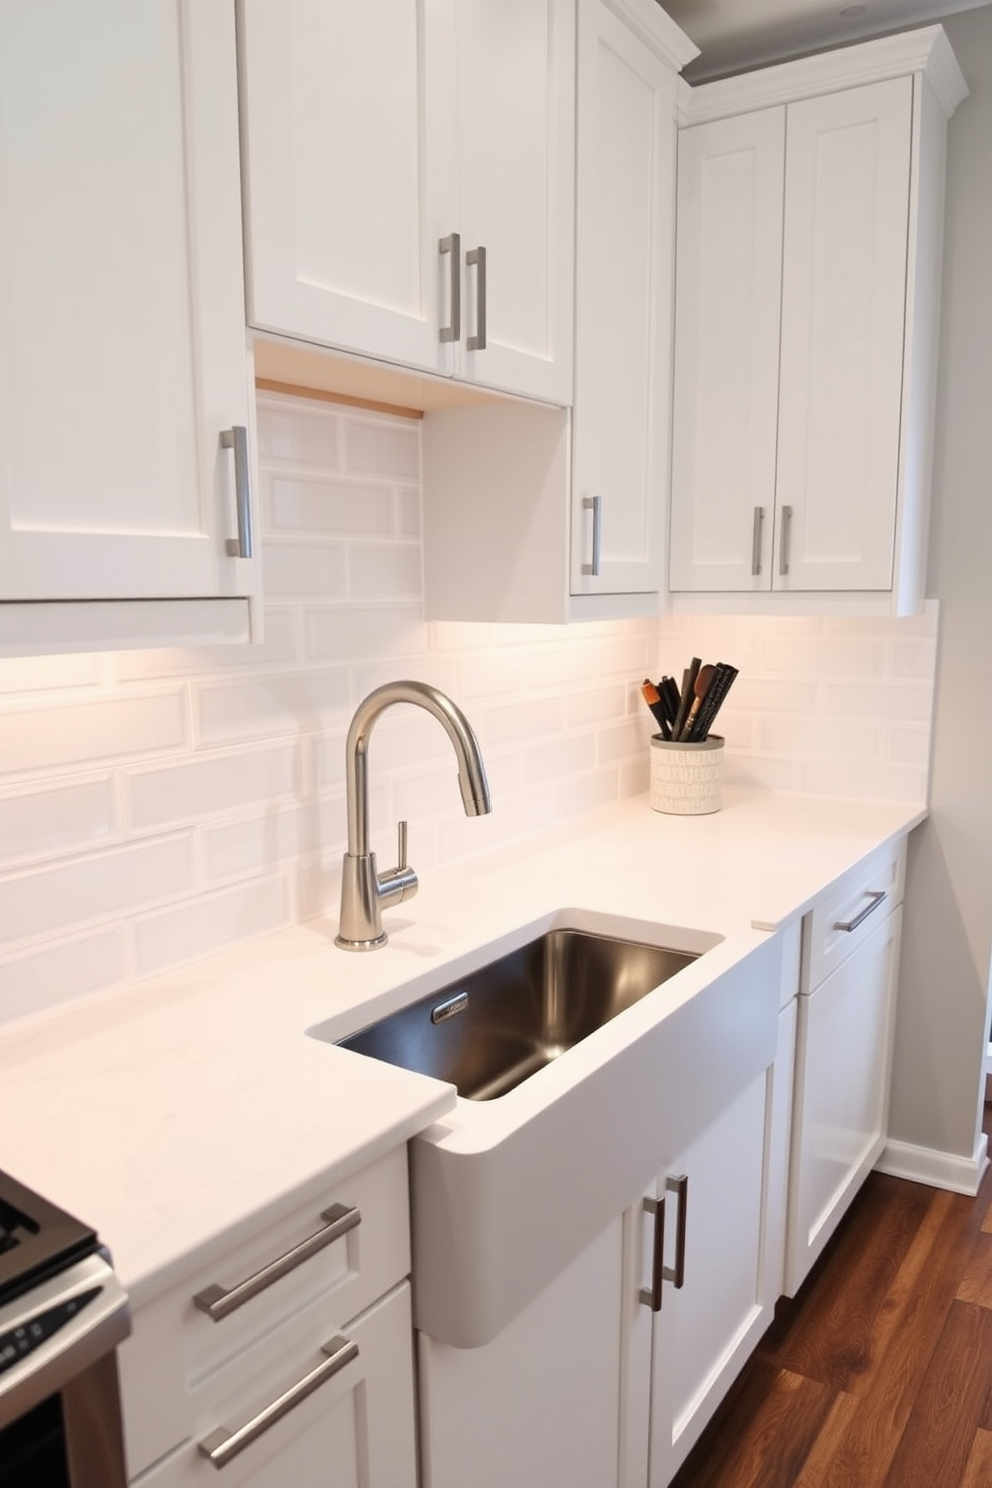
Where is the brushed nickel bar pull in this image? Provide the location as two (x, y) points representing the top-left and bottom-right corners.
(220, 427), (253, 559)
(466, 244), (487, 350)
(779, 504), (793, 577)
(751, 506), (765, 576)
(834, 890), (886, 934)
(197, 1335), (359, 1468)
(665, 1173), (688, 1289)
(639, 1193), (666, 1311)
(193, 1204), (361, 1321)
(582, 495), (603, 577)
(439, 233), (461, 343)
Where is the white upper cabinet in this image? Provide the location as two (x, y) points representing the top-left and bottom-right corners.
(422, 0), (696, 624)
(669, 28), (968, 615)
(238, 0), (575, 406)
(569, 0), (685, 602)
(0, 1), (257, 645)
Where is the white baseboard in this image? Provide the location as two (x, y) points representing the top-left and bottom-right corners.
(875, 1131), (989, 1196)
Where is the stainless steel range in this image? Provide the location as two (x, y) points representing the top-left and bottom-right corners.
(0, 1169), (130, 1486)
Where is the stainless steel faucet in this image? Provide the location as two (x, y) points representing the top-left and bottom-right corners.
(335, 681), (492, 950)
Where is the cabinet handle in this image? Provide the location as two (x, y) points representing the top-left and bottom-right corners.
(197, 1334), (359, 1469)
(439, 233), (461, 343)
(779, 504), (793, 577)
(582, 495), (602, 577)
(466, 244), (487, 350)
(192, 1203), (361, 1321)
(666, 1173), (688, 1290)
(834, 889), (886, 933)
(220, 427), (253, 560)
(752, 506), (765, 576)
(639, 1193), (666, 1311)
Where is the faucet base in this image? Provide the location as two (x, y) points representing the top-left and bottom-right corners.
(334, 930), (389, 952)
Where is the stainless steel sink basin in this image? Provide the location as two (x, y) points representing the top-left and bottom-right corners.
(337, 928), (698, 1100)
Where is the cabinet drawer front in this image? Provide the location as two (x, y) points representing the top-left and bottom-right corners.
(801, 838), (905, 992)
(121, 1146), (409, 1478)
(134, 1281), (417, 1488)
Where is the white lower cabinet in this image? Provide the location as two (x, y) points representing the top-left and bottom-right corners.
(417, 938), (789, 1488)
(120, 1146), (416, 1487)
(135, 1283), (416, 1488)
(786, 878), (904, 1294)
(624, 1066), (777, 1487)
(419, 1218), (625, 1488)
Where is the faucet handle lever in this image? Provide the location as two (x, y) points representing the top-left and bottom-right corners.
(397, 820), (408, 870)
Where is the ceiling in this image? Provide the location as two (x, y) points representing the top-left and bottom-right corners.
(663, 0), (991, 80)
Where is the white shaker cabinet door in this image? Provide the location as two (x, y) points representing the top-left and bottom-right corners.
(668, 107), (785, 592)
(0, 0), (255, 602)
(646, 1067), (772, 1488)
(775, 77), (913, 593)
(238, 0), (449, 376)
(452, 0), (575, 406)
(570, 0), (678, 597)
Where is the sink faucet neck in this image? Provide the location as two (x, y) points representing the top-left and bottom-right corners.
(336, 681), (491, 951)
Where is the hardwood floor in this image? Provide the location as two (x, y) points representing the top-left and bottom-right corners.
(671, 1110), (992, 1488)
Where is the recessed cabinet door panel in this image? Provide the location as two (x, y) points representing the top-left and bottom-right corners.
(787, 905), (902, 1291)
(775, 77), (912, 592)
(570, 1), (675, 596)
(239, 0), (448, 375)
(648, 1070), (769, 1488)
(669, 108), (786, 592)
(0, 0), (253, 602)
(454, 0), (575, 404)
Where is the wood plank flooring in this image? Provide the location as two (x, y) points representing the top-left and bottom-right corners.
(671, 1109), (992, 1488)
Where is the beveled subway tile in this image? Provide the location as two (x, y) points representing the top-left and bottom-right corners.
(126, 743), (301, 830)
(132, 876), (290, 978)
(0, 835), (195, 948)
(0, 690), (188, 776)
(0, 776), (118, 866)
(257, 396), (340, 467)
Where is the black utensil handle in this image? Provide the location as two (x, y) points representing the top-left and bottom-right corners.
(691, 663), (738, 741)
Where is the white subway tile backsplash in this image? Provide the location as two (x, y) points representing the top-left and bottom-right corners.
(256, 396), (340, 467)
(0, 395), (939, 1027)
(567, 686), (628, 727)
(397, 488), (421, 538)
(0, 835), (195, 949)
(194, 669), (351, 746)
(204, 803), (320, 882)
(132, 877), (290, 979)
(266, 473), (394, 537)
(524, 734), (596, 785)
(0, 652), (105, 696)
(126, 744), (301, 831)
(0, 691), (188, 777)
(824, 682), (933, 722)
(344, 415), (419, 478)
(0, 777), (118, 866)
(484, 697), (565, 747)
(262, 541), (348, 599)
(349, 543), (422, 599)
(304, 604), (428, 663)
(0, 929), (126, 1024)
(112, 612), (300, 681)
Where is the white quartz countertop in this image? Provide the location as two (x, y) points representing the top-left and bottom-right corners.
(0, 787), (925, 1307)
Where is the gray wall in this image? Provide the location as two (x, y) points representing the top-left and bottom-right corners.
(889, 5), (992, 1164)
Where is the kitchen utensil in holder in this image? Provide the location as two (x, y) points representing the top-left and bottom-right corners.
(649, 735), (724, 815)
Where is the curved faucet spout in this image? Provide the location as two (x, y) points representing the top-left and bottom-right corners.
(336, 681), (492, 950)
